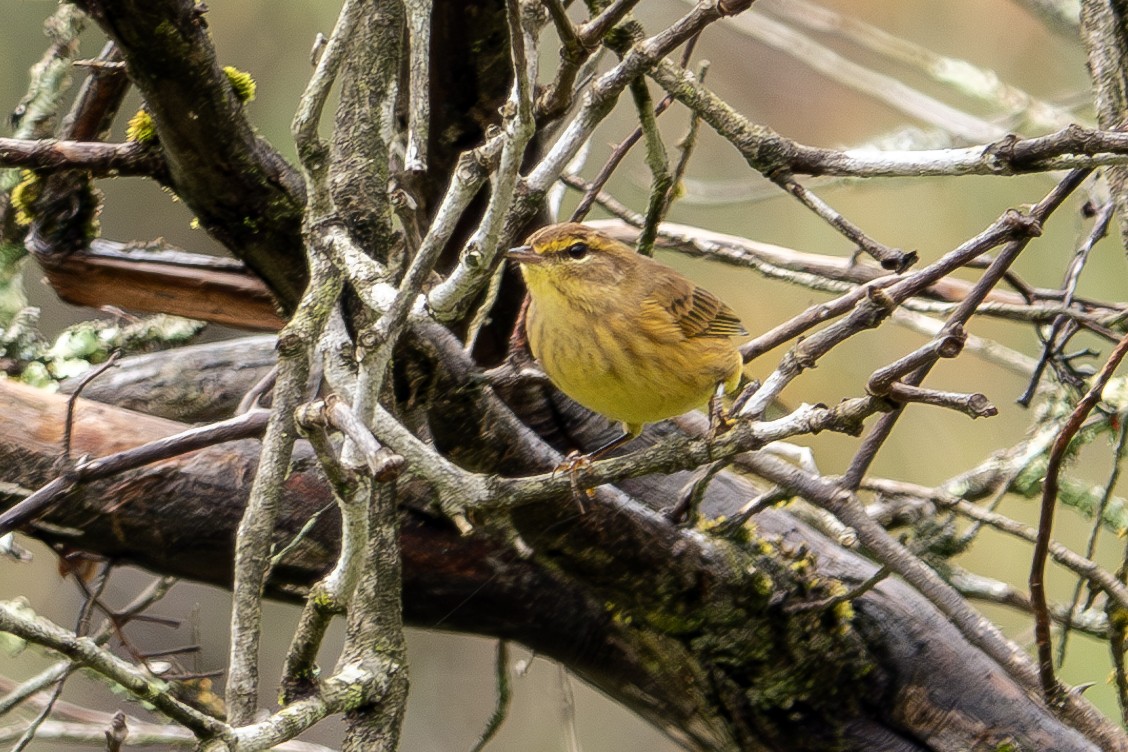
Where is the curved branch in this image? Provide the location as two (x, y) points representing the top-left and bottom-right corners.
(0, 357), (1110, 751)
(72, 0), (308, 310)
(648, 51), (1128, 178)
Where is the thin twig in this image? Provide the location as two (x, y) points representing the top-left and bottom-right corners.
(667, 458), (730, 524)
(838, 169), (1091, 490)
(557, 665), (580, 752)
(0, 138), (160, 177)
(236, 364), (278, 415)
(1059, 418), (1128, 666)
(663, 59), (708, 216)
(570, 34), (699, 223)
(469, 640), (511, 752)
(720, 9), (1003, 141)
(949, 568), (1107, 637)
(771, 172), (917, 272)
(0, 601), (226, 738)
(629, 77), (671, 256)
(538, 0), (590, 120)
(63, 351), (120, 465)
(1019, 201), (1115, 406)
(0, 409), (269, 536)
(768, 0), (1075, 132)
(862, 476), (1128, 611)
(578, 0), (643, 45)
(721, 486), (790, 533)
(1032, 329), (1128, 701)
(10, 563), (110, 752)
(1112, 603), (1128, 726)
(785, 566), (889, 614)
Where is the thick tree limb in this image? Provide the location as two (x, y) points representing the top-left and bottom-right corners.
(0, 367), (1110, 751)
(37, 239), (283, 331)
(58, 335), (277, 422)
(70, 0), (307, 310)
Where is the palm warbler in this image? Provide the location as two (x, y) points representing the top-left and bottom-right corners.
(508, 223), (746, 456)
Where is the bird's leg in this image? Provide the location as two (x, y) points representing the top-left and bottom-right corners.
(708, 381), (736, 441)
(553, 429), (636, 511)
(554, 428), (636, 475)
(588, 430), (636, 460)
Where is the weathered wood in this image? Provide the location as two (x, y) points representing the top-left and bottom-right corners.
(59, 335), (277, 422)
(69, 0), (307, 310)
(0, 374), (1105, 752)
(38, 241), (284, 332)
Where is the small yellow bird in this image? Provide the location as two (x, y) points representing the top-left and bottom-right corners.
(507, 223), (746, 457)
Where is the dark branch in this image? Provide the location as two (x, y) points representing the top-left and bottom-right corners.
(72, 0), (308, 310)
(0, 138), (162, 177)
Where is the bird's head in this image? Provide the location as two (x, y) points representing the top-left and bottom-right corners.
(507, 223), (636, 301)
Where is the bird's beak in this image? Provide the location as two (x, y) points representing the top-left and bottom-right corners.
(506, 245), (545, 265)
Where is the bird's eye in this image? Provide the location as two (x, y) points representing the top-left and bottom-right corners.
(566, 242), (589, 260)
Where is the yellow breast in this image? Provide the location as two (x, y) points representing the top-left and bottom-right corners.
(526, 291), (743, 433)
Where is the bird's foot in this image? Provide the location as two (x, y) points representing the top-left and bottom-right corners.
(553, 450), (593, 476)
(553, 451), (596, 513)
(707, 393), (737, 442)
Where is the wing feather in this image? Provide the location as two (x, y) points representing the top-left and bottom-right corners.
(643, 268), (746, 339)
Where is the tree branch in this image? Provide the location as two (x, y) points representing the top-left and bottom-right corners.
(71, 0), (308, 309)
